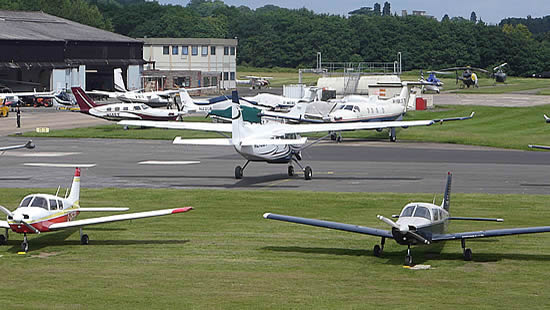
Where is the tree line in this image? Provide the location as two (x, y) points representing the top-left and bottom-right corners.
(1, 0), (549, 76)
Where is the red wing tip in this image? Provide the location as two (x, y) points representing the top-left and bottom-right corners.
(172, 207), (193, 214)
(75, 167), (81, 177)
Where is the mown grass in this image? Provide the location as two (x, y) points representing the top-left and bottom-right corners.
(1, 188), (550, 309)
(22, 104), (550, 150)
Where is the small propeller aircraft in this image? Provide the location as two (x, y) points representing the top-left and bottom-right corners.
(72, 87), (181, 122)
(261, 84), (475, 142)
(236, 76), (273, 89)
(442, 66), (489, 88)
(0, 168), (193, 252)
(119, 91), (445, 180)
(0, 140), (35, 152)
(492, 63), (508, 83)
(264, 172), (550, 266)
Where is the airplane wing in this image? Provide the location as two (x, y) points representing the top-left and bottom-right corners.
(0, 140), (35, 152)
(241, 137), (307, 146)
(118, 120), (232, 133)
(432, 112), (475, 123)
(49, 207), (192, 230)
(263, 213), (393, 238)
(432, 226), (550, 242)
(528, 144), (550, 150)
(173, 137), (233, 146)
(0, 220), (9, 229)
(272, 119), (435, 135)
(544, 114), (550, 123)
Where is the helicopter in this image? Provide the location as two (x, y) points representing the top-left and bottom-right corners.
(492, 63), (508, 83)
(442, 66), (489, 88)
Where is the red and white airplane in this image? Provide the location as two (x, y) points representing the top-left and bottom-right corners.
(0, 168), (193, 252)
(72, 87), (181, 121)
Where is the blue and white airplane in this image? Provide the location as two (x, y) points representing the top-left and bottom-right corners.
(264, 172), (550, 266)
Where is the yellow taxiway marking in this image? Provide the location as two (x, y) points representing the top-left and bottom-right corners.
(17, 252), (27, 255)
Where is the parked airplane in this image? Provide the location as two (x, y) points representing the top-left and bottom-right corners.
(0, 168), (193, 252)
(0, 140), (35, 152)
(72, 87), (181, 121)
(262, 84), (475, 142)
(119, 91), (440, 180)
(264, 172), (550, 266)
(236, 76), (273, 89)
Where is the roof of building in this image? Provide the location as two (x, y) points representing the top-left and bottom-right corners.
(0, 10), (141, 43)
(141, 38), (238, 46)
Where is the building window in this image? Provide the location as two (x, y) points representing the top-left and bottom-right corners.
(182, 46), (188, 55)
(175, 76), (191, 87)
(223, 72), (229, 80)
(211, 76), (217, 86)
(172, 46), (179, 55)
(192, 46), (198, 56)
(224, 46), (229, 55)
(230, 47), (235, 55)
(163, 46), (169, 55)
(230, 72), (235, 80)
(201, 46), (208, 56)
(211, 46), (216, 55)
(203, 77), (210, 87)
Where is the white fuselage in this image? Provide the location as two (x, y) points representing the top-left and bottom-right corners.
(7, 194), (75, 233)
(89, 103), (179, 121)
(328, 96), (406, 123)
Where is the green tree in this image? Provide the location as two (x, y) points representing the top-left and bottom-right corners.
(382, 2), (390, 16)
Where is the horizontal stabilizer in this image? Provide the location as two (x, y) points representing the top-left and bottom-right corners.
(118, 120), (232, 133)
(173, 137), (233, 146)
(49, 207), (193, 230)
(240, 137), (307, 146)
(0, 220), (9, 229)
(68, 207), (130, 212)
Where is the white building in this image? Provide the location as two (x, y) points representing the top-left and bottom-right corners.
(142, 38), (238, 90)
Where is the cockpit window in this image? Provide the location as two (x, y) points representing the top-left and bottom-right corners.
(20, 196), (33, 208)
(134, 106), (141, 111)
(413, 206), (431, 220)
(49, 199), (58, 210)
(141, 105), (149, 110)
(30, 197), (48, 210)
(400, 205), (415, 217)
(58, 200), (64, 210)
(344, 105), (353, 111)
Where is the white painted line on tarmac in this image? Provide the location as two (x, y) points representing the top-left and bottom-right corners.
(23, 163), (96, 168)
(4, 152), (80, 157)
(138, 160), (200, 165)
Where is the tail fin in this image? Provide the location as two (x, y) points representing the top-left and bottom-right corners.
(179, 88), (197, 113)
(67, 168), (81, 206)
(71, 87), (98, 113)
(231, 90), (243, 145)
(441, 172), (452, 211)
(113, 68), (127, 92)
(287, 102), (307, 120)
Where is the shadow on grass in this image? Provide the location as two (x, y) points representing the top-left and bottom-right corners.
(263, 242), (550, 265)
(4, 229), (190, 253)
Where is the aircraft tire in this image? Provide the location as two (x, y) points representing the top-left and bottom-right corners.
(405, 255), (413, 266)
(464, 248), (472, 261)
(235, 166), (243, 179)
(21, 241), (28, 252)
(288, 166), (294, 176)
(0, 234), (6, 245)
(304, 166), (312, 180)
(81, 234), (89, 245)
(373, 244), (381, 257)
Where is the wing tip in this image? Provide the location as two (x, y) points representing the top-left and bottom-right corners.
(172, 207), (193, 214)
(263, 212), (272, 219)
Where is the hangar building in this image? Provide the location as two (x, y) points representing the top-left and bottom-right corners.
(0, 10), (144, 92)
(142, 38), (238, 91)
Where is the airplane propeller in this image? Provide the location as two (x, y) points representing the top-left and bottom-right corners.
(0, 205), (40, 234)
(377, 215), (430, 244)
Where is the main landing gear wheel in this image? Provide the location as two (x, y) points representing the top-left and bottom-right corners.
(21, 234), (29, 252)
(405, 255), (413, 266)
(235, 166), (243, 179)
(463, 248), (472, 261)
(389, 128), (397, 142)
(304, 166), (312, 180)
(288, 166), (295, 177)
(373, 245), (381, 257)
(81, 234), (89, 245)
(0, 234), (6, 245)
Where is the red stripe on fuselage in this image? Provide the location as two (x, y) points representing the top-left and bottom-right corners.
(9, 212), (79, 233)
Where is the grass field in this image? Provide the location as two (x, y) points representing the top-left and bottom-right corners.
(1, 188), (550, 308)
(237, 68), (550, 94)
(22, 104), (550, 150)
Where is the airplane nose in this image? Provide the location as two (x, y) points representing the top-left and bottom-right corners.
(399, 223), (409, 233)
(13, 214), (23, 223)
